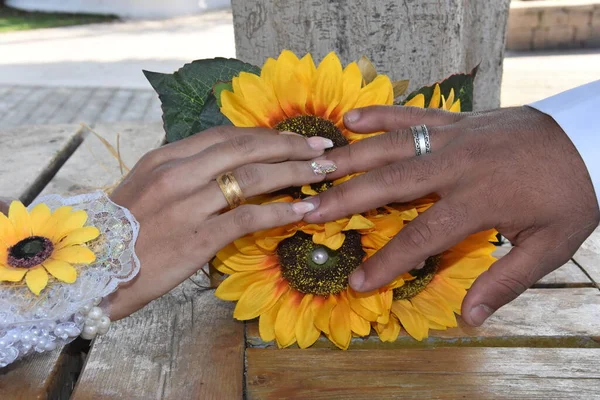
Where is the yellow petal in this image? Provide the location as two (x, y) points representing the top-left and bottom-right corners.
(29, 204), (51, 236)
(312, 52), (344, 118)
(297, 53), (317, 88)
(410, 290), (457, 328)
(36, 206), (72, 239)
(235, 72), (280, 126)
(329, 294), (352, 350)
(215, 270), (274, 301)
(25, 267), (48, 295)
(295, 294), (321, 349)
(449, 98), (461, 113)
(330, 62), (362, 124)
(51, 245), (95, 264)
(57, 226), (99, 249)
(313, 232), (345, 251)
(375, 317), (401, 342)
(274, 290), (303, 348)
(259, 296), (282, 342)
(404, 94), (425, 108)
(218, 243), (277, 272)
(220, 90), (263, 127)
(233, 236), (264, 256)
(391, 300), (429, 341)
(42, 258), (77, 283)
(343, 214), (374, 231)
(274, 50), (307, 117)
(349, 308), (371, 336)
(428, 84), (441, 108)
(0, 265), (27, 281)
(445, 88), (455, 109)
(0, 212), (18, 247)
(354, 75), (394, 109)
(324, 221), (344, 238)
(8, 201), (31, 241)
(428, 275), (466, 314)
(313, 295), (337, 334)
(260, 57), (277, 84)
(347, 289), (383, 321)
(233, 276), (286, 320)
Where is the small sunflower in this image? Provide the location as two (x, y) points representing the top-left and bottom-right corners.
(0, 201), (99, 295)
(374, 230), (497, 341)
(404, 83), (461, 112)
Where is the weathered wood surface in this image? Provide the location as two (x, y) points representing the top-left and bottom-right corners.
(0, 122), (165, 399)
(71, 280), (245, 400)
(246, 347), (600, 399)
(573, 226), (600, 288)
(247, 288), (600, 349)
(0, 124), (84, 202)
(492, 246), (593, 288)
(231, 0), (511, 110)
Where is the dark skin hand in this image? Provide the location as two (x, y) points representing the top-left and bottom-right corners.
(304, 105), (600, 326)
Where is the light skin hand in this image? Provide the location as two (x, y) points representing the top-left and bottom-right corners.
(304, 105), (600, 326)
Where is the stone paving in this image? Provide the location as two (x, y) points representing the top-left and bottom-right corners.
(0, 8), (598, 129)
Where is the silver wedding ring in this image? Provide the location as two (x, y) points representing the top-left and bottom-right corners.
(410, 125), (431, 156)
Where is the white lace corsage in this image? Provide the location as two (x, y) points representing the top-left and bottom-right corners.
(0, 192), (140, 367)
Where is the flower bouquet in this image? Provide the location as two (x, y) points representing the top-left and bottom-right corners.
(145, 51), (496, 350)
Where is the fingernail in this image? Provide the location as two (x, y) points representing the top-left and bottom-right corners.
(280, 131), (302, 136)
(292, 201), (315, 214)
(469, 304), (494, 326)
(310, 160), (337, 175)
(307, 136), (334, 150)
(345, 109), (361, 123)
(349, 268), (365, 291)
(303, 196), (321, 210)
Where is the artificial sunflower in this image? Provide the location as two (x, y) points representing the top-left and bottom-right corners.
(0, 201), (99, 295)
(404, 83), (461, 111)
(215, 49), (495, 349)
(374, 229), (497, 341)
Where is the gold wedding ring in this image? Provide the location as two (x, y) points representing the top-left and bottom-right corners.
(216, 172), (246, 208)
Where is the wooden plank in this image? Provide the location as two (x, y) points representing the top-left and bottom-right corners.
(573, 226), (600, 288)
(27, 87), (73, 126)
(119, 91), (155, 122)
(71, 280), (245, 400)
(96, 89), (136, 123)
(0, 124), (84, 202)
(72, 88), (117, 126)
(40, 122), (164, 196)
(247, 288), (600, 349)
(1, 87), (55, 128)
(0, 86), (36, 121)
(246, 347), (600, 399)
(492, 246), (593, 288)
(0, 122), (165, 399)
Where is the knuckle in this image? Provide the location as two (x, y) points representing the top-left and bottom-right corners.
(232, 205), (259, 229)
(206, 125), (234, 142)
(150, 164), (179, 193)
(137, 148), (165, 170)
(402, 220), (433, 250)
(235, 164), (263, 187)
(228, 135), (258, 156)
(495, 271), (530, 299)
(374, 163), (406, 189)
(385, 129), (411, 150)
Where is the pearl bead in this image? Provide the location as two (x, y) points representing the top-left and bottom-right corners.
(81, 305), (92, 314)
(65, 326), (80, 337)
(311, 247), (329, 265)
(98, 316), (110, 330)
(54, 327), (64, 336)
(88, 307), (103, 320)
(81, 331), (95, 341)
(44, 341), (57, 351)
(94, 297), (102, 306)
(0, 339), (7, 348)
(83, 325), (98, 336)
(85, 317), (97, 327)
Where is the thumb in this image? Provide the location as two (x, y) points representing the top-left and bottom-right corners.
(461, 243), (559, 326)
(344, 105), (462, 133)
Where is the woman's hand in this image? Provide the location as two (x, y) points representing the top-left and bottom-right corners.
(107, 126), (335, 320)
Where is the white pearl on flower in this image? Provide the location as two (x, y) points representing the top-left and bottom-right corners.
(88, 307), (103, 320)
(54, 327), (64, 336)
(81, 305), (92, 314)
(81, 331), (95, 340)
(98, 316), (110, 330)
(85, 317), (97, 327)
(44, 341), (57, 351)
(65, 326), (80, 337)
(311, 247), (329, 265)
(93, 297), (102, 306)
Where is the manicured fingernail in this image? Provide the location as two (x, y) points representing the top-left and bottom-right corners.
(280, 131), (302, 136)
(303, 196), (320, 210)
(292, 201), (315, 214)
(307, 136), (334, 150)
(349, 268), (365, 290)
(413, 261), (426, 270)
(345, 109), (361, 123)
(469, 304), (494, 326)
(310, 160), (337, 175)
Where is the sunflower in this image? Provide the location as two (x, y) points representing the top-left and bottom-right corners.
(216, 50), (495, 349)
(404, 83), (461, 111)
(374, 229), (497, 341)
(0, 201), (99, 295)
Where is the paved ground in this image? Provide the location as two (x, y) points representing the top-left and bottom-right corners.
(0, 9), (598, 129)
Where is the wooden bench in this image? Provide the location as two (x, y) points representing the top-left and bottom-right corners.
(1, 123), (599, 399)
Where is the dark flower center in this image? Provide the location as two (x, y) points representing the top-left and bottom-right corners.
(275, 115), (347, 198)
(275, 115), (349, 148)
(277, 231), (364, 296)
(393, 256), (440, 300)
(8, 236), (54, 269)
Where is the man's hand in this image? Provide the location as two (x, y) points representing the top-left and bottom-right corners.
(304, 105), (599, 326)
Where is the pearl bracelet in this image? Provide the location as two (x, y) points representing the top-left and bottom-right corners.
(80, 297), (111, 340)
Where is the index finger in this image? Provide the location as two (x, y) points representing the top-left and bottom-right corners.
(344, 105), (462, 133)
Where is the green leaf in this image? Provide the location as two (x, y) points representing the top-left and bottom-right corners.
(143, 58), (260, 143)
(401, 65), (479, 112)
(212, 81), (233, 108)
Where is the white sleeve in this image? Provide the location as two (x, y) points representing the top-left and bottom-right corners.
(528, 80), (600, 205)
